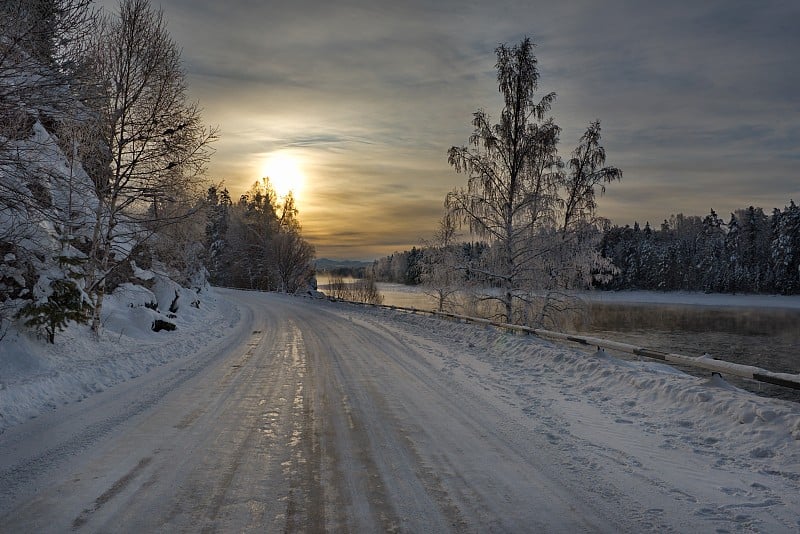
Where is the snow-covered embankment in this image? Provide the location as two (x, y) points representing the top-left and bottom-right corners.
(0, 285), (243, 433)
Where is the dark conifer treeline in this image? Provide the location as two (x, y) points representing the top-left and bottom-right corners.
(598, 202), (800, 294)
(373, 242), (489, 286)
(375, 202), (800, 296)
(204, 180), (315, 293)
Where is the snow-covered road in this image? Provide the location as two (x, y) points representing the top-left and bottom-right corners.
(1, 290), (798, 532)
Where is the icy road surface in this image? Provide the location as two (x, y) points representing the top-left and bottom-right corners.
(1, 290), (798, 532)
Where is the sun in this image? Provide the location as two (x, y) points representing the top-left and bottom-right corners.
(260, 152), (305, 200)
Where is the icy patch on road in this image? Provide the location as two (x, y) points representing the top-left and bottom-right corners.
(0, 287), (241, 433)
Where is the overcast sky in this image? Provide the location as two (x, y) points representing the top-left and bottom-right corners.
(99, 0), (800, 259)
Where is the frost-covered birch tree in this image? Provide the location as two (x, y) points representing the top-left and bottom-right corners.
(446, 37), (621, 325)
(420, 214), (462, 312)
(83, 0), (216, 331)
(446, 37), (559, 323)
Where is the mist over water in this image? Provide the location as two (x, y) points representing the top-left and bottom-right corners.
(582, 303), (800, 402)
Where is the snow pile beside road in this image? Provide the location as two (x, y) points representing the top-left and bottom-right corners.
(374, 307), (800, 486)
(0, 287), (241, 434)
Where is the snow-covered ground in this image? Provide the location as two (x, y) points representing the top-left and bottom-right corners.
(381, 305), (800, 481)
(0, 285), (241, 434)
(1, 289), (799, 530)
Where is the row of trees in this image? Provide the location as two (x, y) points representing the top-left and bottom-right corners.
(323, 274), (383, 304)
(1, 0), (316, 343)
(204, 181), (314, 293)
(600, 203), (800, 294)
(1, 0), (217, 341)
(376, 201), (800, 318)
(372, 247), (424, 285)
(373, 242), (481, 285)
(375, 38), (799, 326)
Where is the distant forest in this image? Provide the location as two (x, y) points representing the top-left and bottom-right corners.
(374, 202), (800, 295)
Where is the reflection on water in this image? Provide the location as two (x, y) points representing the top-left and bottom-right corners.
(369, 282), (800, 402)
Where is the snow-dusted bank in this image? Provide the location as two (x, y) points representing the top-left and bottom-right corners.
(0, 285), (242, 434)
(377, 301), (800, 454)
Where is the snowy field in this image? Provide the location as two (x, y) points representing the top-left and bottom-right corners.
(1, 289), (799, 531)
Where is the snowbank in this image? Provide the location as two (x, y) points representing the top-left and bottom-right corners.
(368, 306), (800, 484)
(0, 286), (241, 433)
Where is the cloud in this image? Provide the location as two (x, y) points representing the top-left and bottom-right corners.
(96, 0), (800, 259)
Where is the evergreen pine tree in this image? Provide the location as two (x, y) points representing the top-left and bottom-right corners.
(772, 201), (800, 294)
(17, 242), (92, 343)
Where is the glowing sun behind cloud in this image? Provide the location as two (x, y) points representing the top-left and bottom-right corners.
(260, 151), (306, 200)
